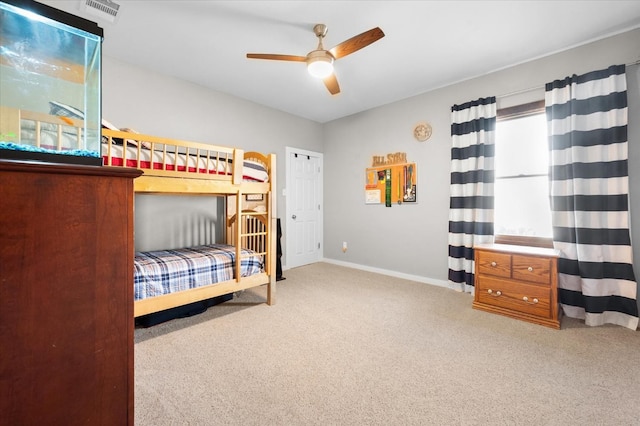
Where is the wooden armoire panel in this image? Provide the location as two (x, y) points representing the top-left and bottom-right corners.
(0, 160), (141, 425)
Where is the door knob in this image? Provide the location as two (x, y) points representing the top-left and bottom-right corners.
(292, 215), (297, 219)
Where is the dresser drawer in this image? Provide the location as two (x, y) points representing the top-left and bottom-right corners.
(473, 244), (560, 328)
(476, 250), (511, 278)
(512, 255), (551, 284)
(476, 277), (551, 318)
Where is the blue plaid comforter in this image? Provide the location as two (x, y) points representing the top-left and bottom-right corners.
(134, 244), (264, 301)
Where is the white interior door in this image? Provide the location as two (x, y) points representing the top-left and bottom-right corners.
(285, 147), (323, 269)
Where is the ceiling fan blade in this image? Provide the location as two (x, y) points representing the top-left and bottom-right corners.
(329, 27), (385, 59)
(323, 74), (340, 95)
(246, 53), (307, 62)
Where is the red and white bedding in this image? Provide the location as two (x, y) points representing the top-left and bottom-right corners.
(20, 119), (83, 150)
(103, 143), (269, 182)
(18, 103), (269, 182)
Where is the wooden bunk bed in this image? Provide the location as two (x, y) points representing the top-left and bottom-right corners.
(0, 106), (277, 318)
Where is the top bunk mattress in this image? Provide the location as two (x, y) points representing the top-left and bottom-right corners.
(104, 143), (269, 182)
(18, 123), (269, 182)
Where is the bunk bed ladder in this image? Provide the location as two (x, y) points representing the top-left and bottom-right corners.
(229, 196), (271, 288)
(267, 189), (275, 305)
(235, 191), (243, 282)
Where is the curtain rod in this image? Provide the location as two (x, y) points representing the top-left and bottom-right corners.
(498, 85), (543, 99)
(499, 60), (640, 99)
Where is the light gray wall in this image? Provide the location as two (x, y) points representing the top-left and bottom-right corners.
(102, 28), (640, 312)
(100, 56), (323, 251)
(323, 29), (640, 296)
(0, 66), (82, 113)
(133, 194), (223, 252)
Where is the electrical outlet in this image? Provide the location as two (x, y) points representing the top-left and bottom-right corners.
(342, 241), (347, 253)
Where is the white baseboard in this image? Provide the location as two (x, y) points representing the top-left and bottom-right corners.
(315, 258), (450, 289)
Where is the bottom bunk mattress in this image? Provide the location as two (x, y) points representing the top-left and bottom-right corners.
(134, 243), (264, 301)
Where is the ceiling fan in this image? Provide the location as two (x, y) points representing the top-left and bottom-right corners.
(246, 24), (385, 96)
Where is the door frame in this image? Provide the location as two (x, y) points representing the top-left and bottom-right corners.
(284, 146), (324, 270)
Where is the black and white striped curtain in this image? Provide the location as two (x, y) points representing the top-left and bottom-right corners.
(448, 97), (496, 293)
(546, 64), (639, 330)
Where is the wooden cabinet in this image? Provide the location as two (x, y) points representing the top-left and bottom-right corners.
(0, 160), (141, 425)
(473, 244), (561, 329)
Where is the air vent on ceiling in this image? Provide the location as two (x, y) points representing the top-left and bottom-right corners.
(80, 0), (121, 24)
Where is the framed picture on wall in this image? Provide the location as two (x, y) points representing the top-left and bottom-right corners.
(364, 163), (417, 205)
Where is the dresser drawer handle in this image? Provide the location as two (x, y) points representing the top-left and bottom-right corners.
(527, 266), (533, 272)
(487, 289), (501, 297)
(522, 296), (539, 304)
(490, 261), (497, 267)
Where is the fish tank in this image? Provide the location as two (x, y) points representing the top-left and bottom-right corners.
(0, 0), (103, 166)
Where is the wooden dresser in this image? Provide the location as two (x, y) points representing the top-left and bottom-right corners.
(0, 160), (141, 425)
(473, 243), (561, 329)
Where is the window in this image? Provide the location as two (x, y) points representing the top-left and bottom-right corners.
(494, 100), (553, 248)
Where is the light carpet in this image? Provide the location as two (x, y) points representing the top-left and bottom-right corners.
(135, 262), (639, 425)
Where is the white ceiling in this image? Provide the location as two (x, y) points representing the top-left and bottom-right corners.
(39, 1), (640, 123)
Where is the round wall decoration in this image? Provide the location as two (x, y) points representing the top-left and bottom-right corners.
(413, 122), (432, 142)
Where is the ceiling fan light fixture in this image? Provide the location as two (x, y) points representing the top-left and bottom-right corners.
(307, 53), (334, 79)
(246, 24), (384, 95)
